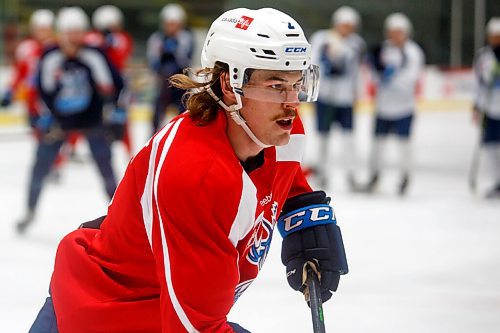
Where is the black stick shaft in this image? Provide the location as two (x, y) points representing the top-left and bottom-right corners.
(307, 270), (326, 333)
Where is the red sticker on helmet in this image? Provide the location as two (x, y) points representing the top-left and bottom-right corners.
(235, 16), (253, 30)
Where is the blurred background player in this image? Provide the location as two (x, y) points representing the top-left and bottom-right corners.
(0, 9), (56, 131)
(360, 13), (424, 195)
(16, 7), (123, 234)
(87, 5), (134, 155)
(472, 17), (500, 199)
(146, 3), (194, 134)
(310, 6), (366, 189)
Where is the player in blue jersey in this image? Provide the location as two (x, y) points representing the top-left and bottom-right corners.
(16, 7), (123, 233)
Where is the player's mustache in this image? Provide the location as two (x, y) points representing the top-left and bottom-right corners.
(272, 107), (297, 121)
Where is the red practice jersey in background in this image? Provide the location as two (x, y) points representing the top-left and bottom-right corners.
(8, 37), (43, 116)
(50, 110), (312, 332)
(84, 30), (133, 73)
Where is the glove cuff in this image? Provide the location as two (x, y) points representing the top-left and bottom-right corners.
(277, 204), (336, 238)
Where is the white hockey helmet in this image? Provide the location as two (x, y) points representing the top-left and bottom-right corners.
(384, 12), (412, 34)
(160, 4), (186, 23)
(56, 7), (89, 32)
(486, 17), (500, 36)
(200, 8), (319, 148)
(30, 9), (55, 28)
(92, 5), (123, 30)
(201, 7), (318, 101)
(332, 6), (360, 27)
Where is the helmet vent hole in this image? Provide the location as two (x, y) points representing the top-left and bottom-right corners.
(303, 61), (307, 65)
(285, 61), (290, 66)
(250, 48), (257, 52)
(286, 33), (299, 37)
(233, 74), (238, 80)
(263, 49), (276, 55)
(257, 33), (270, 38)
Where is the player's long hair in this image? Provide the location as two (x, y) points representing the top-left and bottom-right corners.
(169, 62), (228, 125)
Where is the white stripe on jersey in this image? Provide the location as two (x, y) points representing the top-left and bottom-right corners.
(140, 120), (175, 246)
(41, 51), (64, 92)
(140, 117), (200, 333)
(228, 172), (258, 247)
(80, 49), (113, 88)
(275, 134), (306, 162)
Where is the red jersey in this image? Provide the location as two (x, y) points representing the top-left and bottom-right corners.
(8, 38), (43, 115)
(50, 110), (311, 332)
(84, 30), (133, 72)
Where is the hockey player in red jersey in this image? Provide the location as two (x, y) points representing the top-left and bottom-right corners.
(87, 5), (133, 72)
(0, 9), (56, 130)
(28, 8), (348, 333)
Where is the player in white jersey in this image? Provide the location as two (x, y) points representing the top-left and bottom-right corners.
(361, 13), (424, 195)
(146, 3), (195, 134)
(473, 17), (500, 198)
(310, 6), (366, 188)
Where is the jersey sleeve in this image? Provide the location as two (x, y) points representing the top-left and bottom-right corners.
(287, 166), (313, 199)
(146, 32), (162, 72)
(8, 56), (29, 93)
(143, 123), (244, 332)
(285, 114), (313, 199)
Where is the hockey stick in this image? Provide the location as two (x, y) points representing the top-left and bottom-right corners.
(469, 114), (486, 193)
(305, 266), (326, 333)
(468, 139), (480, 192)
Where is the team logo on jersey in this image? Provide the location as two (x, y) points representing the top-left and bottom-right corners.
(235, 16), (254, 30)
(246, 202), (278, 269)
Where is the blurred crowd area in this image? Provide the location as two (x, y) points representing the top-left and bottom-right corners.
(1, 1), (497, 120)
(2, 0), (500, 65)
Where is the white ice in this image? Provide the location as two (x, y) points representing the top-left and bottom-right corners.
(1, 108), (499, 333)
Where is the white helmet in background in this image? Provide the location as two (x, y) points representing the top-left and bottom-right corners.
(160, 4), (186, 23)
(56, 7), (89, 32)
(332, 6), (359, 27)
(201, 7), (319, 148)
(385, 12), (412, 34)
(30, 9), (55, 28)
(92, 5), (123, 30)
(486, 17), (500, 36)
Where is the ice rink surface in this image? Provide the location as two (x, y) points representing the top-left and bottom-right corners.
(1, 109), (499, 333)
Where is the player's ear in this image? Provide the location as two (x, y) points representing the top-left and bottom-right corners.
(220, 72), (236, 104)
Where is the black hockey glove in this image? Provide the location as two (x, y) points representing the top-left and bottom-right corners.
(228, 322), (251, 333)
(278, 191), (348, 303)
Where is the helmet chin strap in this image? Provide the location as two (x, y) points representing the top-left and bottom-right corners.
(205, 87), (272, 149)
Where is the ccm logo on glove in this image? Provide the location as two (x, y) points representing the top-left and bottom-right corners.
(278, 204), (336, 237)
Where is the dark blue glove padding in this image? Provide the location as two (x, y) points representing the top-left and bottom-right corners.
(278, 191), (348, 303)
